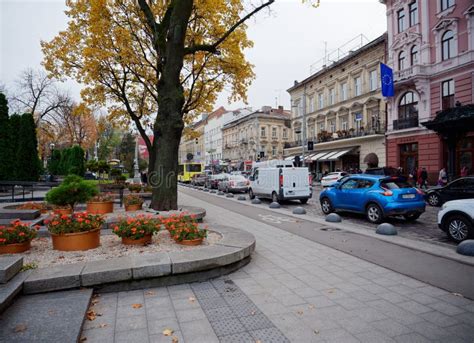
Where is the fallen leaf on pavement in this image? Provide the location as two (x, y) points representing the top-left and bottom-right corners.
(314, 329), (320, 334)
(145, 291), (156, 296)
(308, 305), (315, 310)
(132, 304), (143, 309)
(327, 289), (336, 294)
(162, 328), (174, 336)
(86, 310), (97, 321)
(250, 310), (256, 315)
(98, 324), (108, 328)
(171, 336), (179, 343)
(452, 293), (463, 297)
(80, 337), (87, 342)
(188, 296), (196, 303)
(296, 310), (304, 315)
(14, 324), (27, 333)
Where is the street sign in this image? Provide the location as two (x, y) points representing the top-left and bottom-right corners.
(355, 113), (362, 121)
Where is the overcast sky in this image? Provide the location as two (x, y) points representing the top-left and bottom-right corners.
(0, 0), (387, 113)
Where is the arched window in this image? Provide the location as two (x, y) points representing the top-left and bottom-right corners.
(398, 51), (406, 70)
(398, 92), (419, 120)
(441, 30), (455, 60)
(410, 45), (418, 65)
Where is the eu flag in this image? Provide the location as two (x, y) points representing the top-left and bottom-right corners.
(380, 63), (394, 97)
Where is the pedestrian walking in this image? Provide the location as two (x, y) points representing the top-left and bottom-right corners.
(438, 167), (447, 186)
(420, 167), (428, 189)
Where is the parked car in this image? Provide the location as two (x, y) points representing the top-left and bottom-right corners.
(321, 172), (348, 187)
(218, 175), (249, 193)
(191, 173), (207, 186)
(206, 173), (228, 189)
(249, 166), (311, 204)
(425, 177), (474, 207)
(365, 167), (399, 176)
(438, 199), (474, 243)
(319, 175), (425, 224)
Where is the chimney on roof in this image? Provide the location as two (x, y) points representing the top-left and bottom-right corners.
(294, 80), (299, 86)
(277, 106), (284, 114)
(261, 106), (272, 113)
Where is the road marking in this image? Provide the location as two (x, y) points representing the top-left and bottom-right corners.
(258, 214), (296, 224)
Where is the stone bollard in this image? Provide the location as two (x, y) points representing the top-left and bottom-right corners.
(269, 202), (280, 209)
(376, 223), (397, 235)
(203, 188), (209, 192)
(237, 196), (246, 201)
(217, 191), (225, 195)
(251, 198), (261, 204)
(325, 213), (342, 223)
(293, 207), (306, 215)
(226, 193), (234, 198)
(456, 240), (474, 256)
(209, 190), (216, 194)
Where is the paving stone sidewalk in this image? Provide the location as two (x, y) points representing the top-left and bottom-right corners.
(81, 191), (474, 342)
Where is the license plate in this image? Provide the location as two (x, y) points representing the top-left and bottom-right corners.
(402, 194), (415, 199)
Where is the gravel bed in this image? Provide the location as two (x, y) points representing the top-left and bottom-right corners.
(22, 230), (222, 269)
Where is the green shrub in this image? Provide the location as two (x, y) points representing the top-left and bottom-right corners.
(45, 175), (98, 209)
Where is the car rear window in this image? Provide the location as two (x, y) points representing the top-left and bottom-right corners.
(380, 179), (411, 189)
(230, 176), (246, 181)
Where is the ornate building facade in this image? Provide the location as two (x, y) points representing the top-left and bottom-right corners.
(285, 34), (387, 175)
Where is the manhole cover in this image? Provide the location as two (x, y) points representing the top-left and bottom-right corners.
(321, 227), (342, 232)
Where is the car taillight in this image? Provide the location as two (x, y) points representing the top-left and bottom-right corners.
(279, 175), (283, 187)
(380, 188), (393, 196)
(309, 175), (313, 184)
(415, 188), (424, 195)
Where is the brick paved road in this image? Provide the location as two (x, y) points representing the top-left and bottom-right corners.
(278, 186), (454, 247)
(80, 191), (474, 343)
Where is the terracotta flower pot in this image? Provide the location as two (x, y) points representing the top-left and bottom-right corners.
(51, 228), (100, 251)
(121, 234), (152, 246)
(0, 240), (32, 254)
(125, 204), (142, 212)
(175, 238), (204, 246)
(87, 201), (114, 214)
(55, 208), (73, 216)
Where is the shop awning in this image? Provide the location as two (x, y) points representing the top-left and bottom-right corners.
(311, 147), (357, 162)
(284, 154), (302, 161)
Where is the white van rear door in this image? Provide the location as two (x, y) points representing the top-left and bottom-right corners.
(281, 168), (310, 198)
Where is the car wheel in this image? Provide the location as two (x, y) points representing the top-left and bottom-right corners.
(427, 193), (441, 207)
(320, 197), (333, 214)
(249, 188), (255, 199)
(366, 203), (383, 224)
(403, 212), (421, 222)
(444, 214), (472, 243)
(271, 192), (279, 203)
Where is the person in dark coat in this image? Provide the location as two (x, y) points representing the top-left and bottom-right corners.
(420, 167), (428, 189)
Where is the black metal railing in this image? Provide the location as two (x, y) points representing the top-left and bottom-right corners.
(393, 116), (418, 130)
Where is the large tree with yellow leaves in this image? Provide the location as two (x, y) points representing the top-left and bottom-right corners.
(42, 0), (317, 210)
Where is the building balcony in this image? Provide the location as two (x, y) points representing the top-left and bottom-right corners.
(394, 64), (428, 83)
(393, 116), (418, 130)
(240, 139), (248, 145)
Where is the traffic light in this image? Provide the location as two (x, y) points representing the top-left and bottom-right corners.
(307, 141), (314, 151)
(195, 138), (198, 144)
(259, 151), (265, 158)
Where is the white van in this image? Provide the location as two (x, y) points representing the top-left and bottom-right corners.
(249, 166), (312, 204)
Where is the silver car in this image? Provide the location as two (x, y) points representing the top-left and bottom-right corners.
(218, 175), (249, 193)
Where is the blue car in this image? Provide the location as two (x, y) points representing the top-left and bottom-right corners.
(319, 174), (425, 224)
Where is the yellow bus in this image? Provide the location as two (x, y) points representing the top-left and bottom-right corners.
(178, 162), (203, 182)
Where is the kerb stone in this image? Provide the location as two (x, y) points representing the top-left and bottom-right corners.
(81, 257), (132, 286)
(0, 256), (23, 284)
(23, 262), (85, 294)
(132, 253), (171, 280)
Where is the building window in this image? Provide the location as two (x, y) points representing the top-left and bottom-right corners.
(319, 122), (325, 132)
(441, 30), (455, 61)
(308, 96), (314, 113)
(272, 127), (277, 138)
(409, 1), (418, 26)
(440, 0), (454, 11)
(340, 83), (347, 101)
(342, 121), (348, 131)
(354, 77), (361, 96)
(329, 88), (335, 105)
(329, 121), (336, 133)
(293, 100), (300, 116)
(309, 126), (315, 139)
(397, 9), (406, 33)
(369, 70), (378, 91)
(272, 146), (277, 156)
(410, 45), (418, 65)
(260, 127), (266, 137)
(442, 79), (455, 110)
(283, 128), (288, 139)
(398, 51), (406, 70)
(318, 93), (324, 109)
(398, 91), (419, 120)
